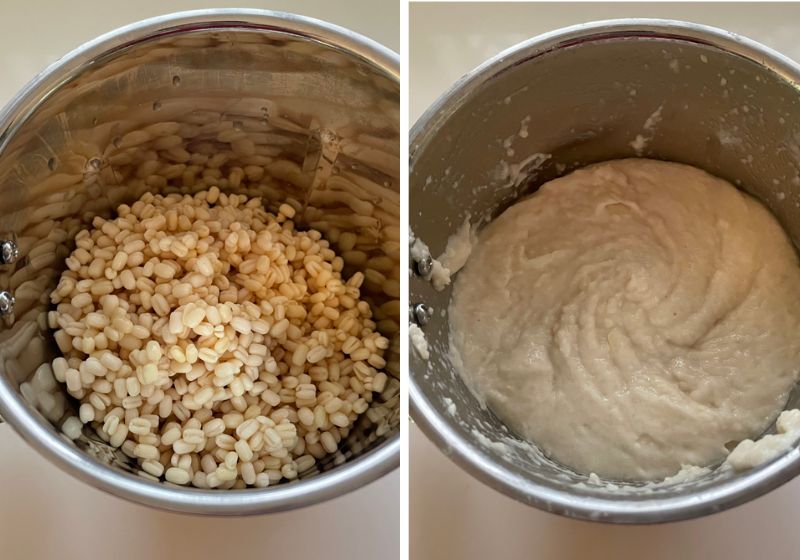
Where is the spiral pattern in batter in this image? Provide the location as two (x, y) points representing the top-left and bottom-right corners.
(450, 159), (800, 480)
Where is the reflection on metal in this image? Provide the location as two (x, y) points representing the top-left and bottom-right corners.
(0, 240), (19, 265)
(0, 291), (14, 316)
(415, 254), (432, 277)
(410, 303), (433, 326)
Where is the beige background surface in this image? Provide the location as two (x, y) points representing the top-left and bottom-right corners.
(411, 3), (800, 560)
(0, 2), (398, 559)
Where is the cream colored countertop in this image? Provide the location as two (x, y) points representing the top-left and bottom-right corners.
(0, 2), (398, 559)
(411, 3), (800, 559)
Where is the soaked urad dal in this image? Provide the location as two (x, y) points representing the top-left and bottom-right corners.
(50, 188), (389, 488)
(449, 159), (800, 481)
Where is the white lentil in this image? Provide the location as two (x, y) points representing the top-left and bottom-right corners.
(165, 467), (191, 485)
(173, 439), (195, 455)
(142, 459), (165, 478)
(109, 424), (129, 447)
(183, 428), (205, 445)
(62, 416), (83, 440)
(235, 439), (254, 462)
(321, 431), (338, 454)
(133, 443), (160, 460)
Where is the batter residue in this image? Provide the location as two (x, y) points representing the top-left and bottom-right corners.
(449, 159), (800, 481)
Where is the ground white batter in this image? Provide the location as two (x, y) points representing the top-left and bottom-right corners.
(449, 159), (800, 481)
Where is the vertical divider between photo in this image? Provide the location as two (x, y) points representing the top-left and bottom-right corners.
(399, 0), (410, 559)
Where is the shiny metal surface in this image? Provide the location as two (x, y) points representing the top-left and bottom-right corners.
(0, 291), (14, 317)
(410, 303), (433, 326)
(0, 9), (399, 515)
(0, 240), (19, 265)
(410, 19), (800, 523)
(414, 254), (432, 277)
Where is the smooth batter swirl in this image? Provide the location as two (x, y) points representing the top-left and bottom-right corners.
(450, 159), (800, 481)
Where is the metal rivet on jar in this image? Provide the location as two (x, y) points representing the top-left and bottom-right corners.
(0, 240), (19, 265)
(415, 255), (432, 277)
(410, 303), (433, 326)
(0, 291), (15, 316)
